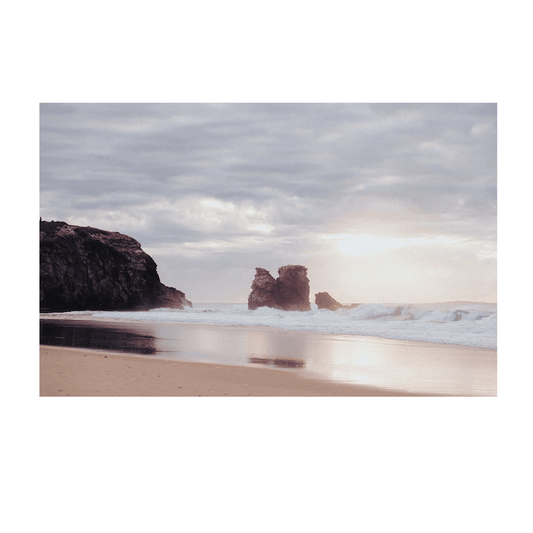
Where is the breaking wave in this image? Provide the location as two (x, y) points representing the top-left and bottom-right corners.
(41, 301), (497, 349)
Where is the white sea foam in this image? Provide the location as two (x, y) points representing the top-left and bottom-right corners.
(42, 301), (497, 349)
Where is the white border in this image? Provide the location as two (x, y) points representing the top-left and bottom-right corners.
(18, 84), (516, 416)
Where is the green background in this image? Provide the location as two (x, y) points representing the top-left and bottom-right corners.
(4, 0), (520, 532)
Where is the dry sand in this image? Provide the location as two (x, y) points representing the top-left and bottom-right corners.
(40, 345), (445, 396)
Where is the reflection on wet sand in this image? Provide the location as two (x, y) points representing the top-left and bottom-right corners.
(39, 318), (497, 396)
(303, 334), (496, 395)
(248, 357), (306, 368)
(40, 320), (157, 355)
(243, 328), (496, 396)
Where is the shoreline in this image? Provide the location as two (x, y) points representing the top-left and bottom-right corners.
(40, 313), (497, 352)
(40, 345), (455, 397)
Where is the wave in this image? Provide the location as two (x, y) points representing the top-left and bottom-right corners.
(40, 301), (497, 349)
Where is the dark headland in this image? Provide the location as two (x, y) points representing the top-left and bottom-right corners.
(39, 219), (191, 312)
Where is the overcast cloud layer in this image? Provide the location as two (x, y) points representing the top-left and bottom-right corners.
(40, 103), (497, 303)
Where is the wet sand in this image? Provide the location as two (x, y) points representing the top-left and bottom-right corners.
(40, 319), (497, 395)
(40, 345), (448, 396)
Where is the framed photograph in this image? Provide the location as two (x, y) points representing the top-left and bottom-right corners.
(19, 84), (515, 415)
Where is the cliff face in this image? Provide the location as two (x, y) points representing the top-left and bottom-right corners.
(248, 265), (311, 311)
(40, 220), (192, 312)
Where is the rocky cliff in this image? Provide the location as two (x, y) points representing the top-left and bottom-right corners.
(40, 220), (192, 312)
(248, 265), (311, 311)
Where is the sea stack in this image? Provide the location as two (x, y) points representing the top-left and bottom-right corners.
(315, 292), (343, 311)
(314, 292), (360, 311)
(248, 265), (311, 311)
(40, 220), (192, 312)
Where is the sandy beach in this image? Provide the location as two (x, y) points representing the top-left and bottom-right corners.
(40, 345), (451, 396)
(40, 318), (497, 396)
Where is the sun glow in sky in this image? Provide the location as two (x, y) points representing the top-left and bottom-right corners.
(322, 233), (465, 256)
(40, 103), (497, 304)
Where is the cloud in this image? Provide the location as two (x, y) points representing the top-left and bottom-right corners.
(40, 103), (497, 302)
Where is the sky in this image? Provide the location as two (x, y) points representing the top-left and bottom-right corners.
(40, 103), (497, 304)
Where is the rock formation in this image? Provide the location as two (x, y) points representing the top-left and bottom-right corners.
(248, 265), (311, 311)
(315, 292), (360, 311)
(247, 268), (279, 310)
(315, 292), (343, 311)
(40, 220), (192, 312)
